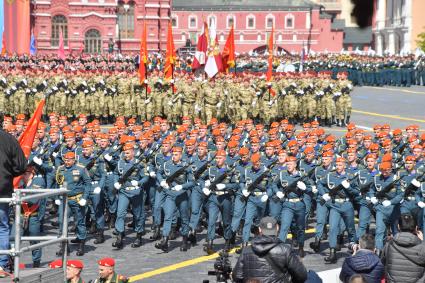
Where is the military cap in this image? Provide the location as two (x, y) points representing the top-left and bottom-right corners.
(66, 260), (84, 269)
(64, 152), (75, 159)
(98, 257), (115, 267)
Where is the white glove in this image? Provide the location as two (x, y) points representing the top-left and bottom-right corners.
(242, 189), (250, 197)
(52, 152), (58, 158)
(160, 180), (169, 189)
(411, 179), (421, 188)
(418, 201), (425, 208)
(216, 183), (226, 191)
(104, 154), (113, 161)
(168, 101), (173, 106)
(341, 179), (350, 189)
(114, 182), (122, 190)
(260, 194), (269, 202)
(194, 104), (202, 113)
(112, 145), (118, 150)
(78, 199), (87, 206)
(370, 197), (378, 204)
(202, 187), (211, 196)
(393, 175), (398, 181)
(216, 102), (222, 109)
(297, 181), (306, 191)
(55, 199), (61, 206)
(93, 187), (101, 194)
(268, 100), (274, 107)
(312, 185), (318, 194)
(144, 98), (151, 104)
(149, 171), (156, 178)
(251, 100), (257, 107)
(276, 191), (284, 199)
(33, 156), (43, 165)
(131, 180), (138, 187)
(382, 200), (391, 207)
(204, 180), (211, 188)
(173, 185), (183, 192)
(322, 193), (331, 202)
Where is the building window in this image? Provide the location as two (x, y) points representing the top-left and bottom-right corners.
(227, 15), (235, 29)
(266, 16), (274, 29)
(208, 15), (216, 28)
(189, 16), (197, 28)
(85, 29), (102, 54)
(172, 16), (178, 28)
(189, 32), (197, 44)
(51, 15), (68, 47)
(285, 15), (294, 29)
(117, 2), (134, 39)
(247, 16), (255, 29)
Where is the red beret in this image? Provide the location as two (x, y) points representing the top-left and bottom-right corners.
(286, 156), (297, 162)
(49, 259), (63, 269)
(380, 162), (392, 171)
(216, 149), (226, 157)
(64, 152), (75, 159)
(67, 260), (84, 269)
(123, 143), (134, 151)
(405, 155), (416, 162)
(251, 153), (261, 163)
(239, 147), (250, 156)
(98, 257), (115, 267)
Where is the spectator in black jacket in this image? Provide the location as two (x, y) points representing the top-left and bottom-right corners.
(339, 233), (384, 283)
(381, 214), (425, 283)
(0, 129), (27, 276)
(232, 216), (307, 283)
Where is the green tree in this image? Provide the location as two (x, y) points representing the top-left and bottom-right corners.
(417, 30), (425, 51)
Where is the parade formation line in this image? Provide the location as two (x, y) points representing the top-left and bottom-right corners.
(129, 228), (316, 281)
(364, 86), (425, 95)
(352, 109), (425, 123)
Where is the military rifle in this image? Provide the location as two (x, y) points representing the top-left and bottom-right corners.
(320, 172), (359, 205)
(375, 176), (400, 200)
(402, 171), (425, 200)
(244, 160), (278, 196)
(85, 149), (105, 172)
(193, 154), (216, 180)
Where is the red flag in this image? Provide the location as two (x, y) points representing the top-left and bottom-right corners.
(222, 25), (235, 73)
(1, 31), (6, 56)
(58, 29), (65, 60)
(4, 0), (30, 54)
(192, 22), (208, 70)
(266, 26), (274, 82)
(164, 22), (176, 81)
(139, 21), (148, 84)
(13, 99), (45, 188)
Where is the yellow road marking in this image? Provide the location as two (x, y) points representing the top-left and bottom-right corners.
(352, 109), (425, 123)
(364, 86), (425, 95)
(129, 228), (316, 282)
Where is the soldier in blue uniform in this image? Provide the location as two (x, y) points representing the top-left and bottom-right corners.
(155, 146), (194, 252)
(55, 151), (91, 256)
(317, 157), (358, 263)
(369, 161), (403, 253)
(112, 142), (149, 249)
(78, 140), (106, 244)
(298, 146), (318, 226)
(202, 149), (238, 254)
(55, 131), (82, 167)
(240, 153), (271, 248)
(272, 156), (309, 257)
(188, 141), (210, 245)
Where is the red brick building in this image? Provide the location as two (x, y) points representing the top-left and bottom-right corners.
(32, 0), (343, 55)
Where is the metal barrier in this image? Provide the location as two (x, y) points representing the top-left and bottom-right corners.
(0, 188), (69, 282)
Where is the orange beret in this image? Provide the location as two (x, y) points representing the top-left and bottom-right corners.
(49, 128), (59, 134)
(199, 124), (207, 130)
(365, 153), (377, 160)
(78, 114), (87, 119)
(336, 157), (346, 163)
(304, 147), (315, 154)
(265, 141), (275, 148)
(347, 123), (356, 130)
(108, 128), (118, 134)
(393, 129), (402, 136)
(216, 149), (226, 157)
(347, 148), (357, 154)
(74, 125), (83, 132)
(322, 151), (333, 158)
(227, 140), (239, 148)
(381, 153), (392, 162)
(287, 140), (297, 147)
(250, 137), (260, 144)
(64, 132), (75, 139)
(382, 139), (392, 147)
(64, 152), (75, 159)
(322, 144), (333, 152)
(251, 153), (261, 163)
(172, 146), (183, 153)
(325, 135), (336, 142)
(82, 140), (94, 148)
(380, 162), (392, 171)
(198, 141), (207, 148)
(215, 136), (225, 143)
(405, 155), (416, 162)
(98, 257), (115, 267)
(363, 135), (372, 141)
(413, 144), (423, 150)
(67, 260), (84, 269)
(185, 139), (196, 146)
(16, 113), (26, 120)
(286, 156), (297, 162)
(212, 128), (221, 136)
(239, 147), (250, 156)
(369, 143), (379, 151)
(123, 143), (134, 151)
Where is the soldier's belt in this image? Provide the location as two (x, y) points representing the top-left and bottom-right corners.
(405, 196), (415, 201)
(106, 172), (113, 175)
(34, 175), (43, 178)
(124, 186), (139, 191)
(334, 198), (350, 203)
(214, 191), (229, 196)
(68, 193), (83, 201)
(286, 198), (302, 203)
(91, 181), (99, 185)
(253, 191), (267, 196)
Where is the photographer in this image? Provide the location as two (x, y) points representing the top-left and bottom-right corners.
(232, 216), (307, 283)
(381, 213), (425, 283)
(339, 234), (384, 283)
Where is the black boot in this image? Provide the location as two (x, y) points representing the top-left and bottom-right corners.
(203, 240), (215, 255)
(326, 118), (332, 128)
(109, 214), (116, 230)
(70, 238), (81, 244)
(336, 119), (342, 127)
(309, 237), (321, 253)
(324, 248), (337, 264)
(180, 236), (188, 252)
(169, 226), (178, 240)
(336, 235), (344, 251)
(89, 221), (97, 234)
(224, 239), (231, 251)
(346, 115), (351, 125)
(56, 243), (70, 256)
(94, 230), (105, 244)
(341, 118), (347, 127)
(150, 226), (161, 241)
(76, 241), (85, 256)
(298, 246), (305, 258)
(112, 233), (124, 249)
(187, 230), (197, 246)
(131, 233), (143, 248)
(155, 236), (169, 252)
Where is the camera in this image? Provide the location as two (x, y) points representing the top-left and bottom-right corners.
(206, 250), (232, 283)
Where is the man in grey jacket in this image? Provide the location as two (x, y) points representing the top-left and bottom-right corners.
(381, 214), (425, 283)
